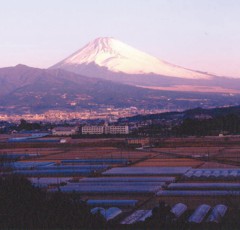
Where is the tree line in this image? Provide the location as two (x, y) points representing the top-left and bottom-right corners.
(175, 114), (240, 136)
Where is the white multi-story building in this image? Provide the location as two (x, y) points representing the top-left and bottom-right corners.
(104, 125), (129, 135)
(82, 126), (104, 135)
(81, 125), (129, 135)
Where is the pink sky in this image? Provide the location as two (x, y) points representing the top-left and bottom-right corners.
(0, 0), (239, 77)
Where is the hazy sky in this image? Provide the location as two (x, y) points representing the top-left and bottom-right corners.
(0, 0), (239, 77)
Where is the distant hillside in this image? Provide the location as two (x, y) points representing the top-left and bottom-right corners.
(1, 65), (240, 114)
(121, 105), (240, 137)
(120, 105), (240, 123)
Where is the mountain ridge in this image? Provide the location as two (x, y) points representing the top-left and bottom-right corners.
(1, 65), (240, 114)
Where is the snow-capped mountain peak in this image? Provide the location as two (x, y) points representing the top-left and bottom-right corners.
(51, 37), (212, 79)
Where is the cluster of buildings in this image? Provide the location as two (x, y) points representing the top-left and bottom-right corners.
(0, 107), (168, 122)
(52, 125), (129, 136)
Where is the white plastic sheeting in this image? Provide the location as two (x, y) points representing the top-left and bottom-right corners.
(80, 176), (175, 183)
(62, 158), (128, 164)
(11, 162), (108, 177)
(103, 167), (191, 176)
(167, 183), (240, 190)
(188, 204), (211, 223)
(121, 210), (152, 224)
(206, 204), (228, 223)
(105, 207), (122, 221)
(184, 169), (240, 180)
(87, 200), (138, 207)
(54, 184), (162, 194)
(157, 190), (240, 196)
(29, 177), (71, 187)
(10, 161), (55, 169)
(14, 169), (95, 176)
(91, 207), (122, 221)
(75, 181), (166, 187)
(36, 165), (108, 170)
(91, 207), (105, 215)
(171, 203), (187, 218)
(138, 210), (152, 221)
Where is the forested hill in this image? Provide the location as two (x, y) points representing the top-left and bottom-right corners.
(121, 105), (240, 137)
(120, 105), (240, 123)
(175, 113), (240, 136)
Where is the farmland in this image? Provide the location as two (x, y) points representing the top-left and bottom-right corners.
(1, 134), (240, 226)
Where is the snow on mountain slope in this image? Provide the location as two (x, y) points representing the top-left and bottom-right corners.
(51, 37), (212, 80)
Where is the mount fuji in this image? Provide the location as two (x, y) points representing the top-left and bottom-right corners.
(51, 37), (212, 80)
(1, 37), (240, 114)
(50, 37), (240, 93)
